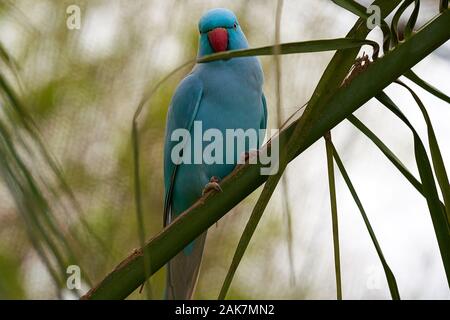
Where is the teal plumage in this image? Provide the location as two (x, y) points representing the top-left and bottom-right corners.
(163, 8), (267, 299)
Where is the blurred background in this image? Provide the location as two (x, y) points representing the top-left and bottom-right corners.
(0, 0), (448, 299)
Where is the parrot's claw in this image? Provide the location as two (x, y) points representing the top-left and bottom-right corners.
(202, 176), (222, 196)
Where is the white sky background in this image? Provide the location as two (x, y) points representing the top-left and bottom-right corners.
(0, 0), (448, 299)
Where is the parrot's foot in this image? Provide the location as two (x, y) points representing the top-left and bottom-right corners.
(202, 176), (222, 196)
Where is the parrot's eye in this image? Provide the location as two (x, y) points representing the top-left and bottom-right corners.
(233, 23), (237, 29)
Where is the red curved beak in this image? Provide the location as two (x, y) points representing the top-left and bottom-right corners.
(207, 28), (228, 52)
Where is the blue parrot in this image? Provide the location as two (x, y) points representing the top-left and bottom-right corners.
(163, 8), (267, 299)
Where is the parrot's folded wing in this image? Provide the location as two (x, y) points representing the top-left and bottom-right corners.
(163, 74), (203, 226)
(163, 73), (205, 300)
(261, 93), (268, 131)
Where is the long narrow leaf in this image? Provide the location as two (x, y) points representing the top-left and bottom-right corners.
(198, 38), (379, 63)
(348, 115), (423, 193)
(395, 80), (450, 225)
(332, 0), (369, 17)
(376, 92), (450, 286)
(348, 114), (447, 215)
(218, 168), (284, 299)
(404, 0), (420, 39)
(404, 70), (450, 104)
(330, 141), (400, 299)
(391, 0), (415, 45)
(273, 0), (296, 286)
(325, 133), (342, 300)
(132, 124), (152, 299)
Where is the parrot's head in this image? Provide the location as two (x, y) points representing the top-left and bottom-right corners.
(198, 8), (249, 57)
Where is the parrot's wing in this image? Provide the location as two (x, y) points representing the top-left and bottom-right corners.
(163, 73), (203, 226)
(259, 93), (268, 148)
(261, 93), (268, 131)
(163, 73), (205, 300)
